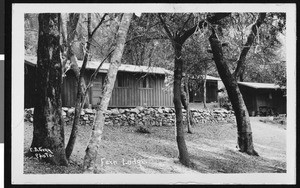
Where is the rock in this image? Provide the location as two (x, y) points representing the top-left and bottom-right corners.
(62, 110), (67, 116)
(80, 110), (85, 116)
(111, 108), (120, 115)
(148, 108), (155, 112)
(163, 108), (171, 113)
(136, 106), (144, 112)
(29, 117), (33, 122)
(157, 108), (164, 113)
(28, 108), (34, 114)
(119, 109), (125, 114)
(67, 108), (75, 116)
(85, 109), (94, 114)
(62, 107), (68, 111)
(105, 109), (112, 115)
(182, 109), (186, 113)
(130, 108), (140, 114)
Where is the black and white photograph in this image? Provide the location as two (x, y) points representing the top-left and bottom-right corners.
(10, 3), (296, 185)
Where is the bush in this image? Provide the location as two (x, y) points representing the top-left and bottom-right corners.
(135, 126), (151, 134)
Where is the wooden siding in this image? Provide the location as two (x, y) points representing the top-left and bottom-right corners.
(62, 70), (77, 107)
(108, 72), (173, 107)
(193, 80), (218, 103)
(61, 70), (173, 108)
(25, 63), (173, 108)
(239, 85), (286, 115)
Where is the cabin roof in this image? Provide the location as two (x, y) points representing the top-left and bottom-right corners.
(205, 75), (221, 81)
(238, 82), (283, 89)
(25, 56), (172, 75)
(189, 75), (221, 81)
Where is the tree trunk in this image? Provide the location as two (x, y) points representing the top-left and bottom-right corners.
(60, 13), (89, 160)
(65, 38), (90, 160)
(203, 64), (207, 109)
(83, 13), (133, 173)
(29, 13), (68, 166)
(209, 31), (258, 156)
(181, 78), (193, 134)
(174, 40), (192, 167)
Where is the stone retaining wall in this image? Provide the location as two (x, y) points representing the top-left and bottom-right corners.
(24, 106), (236, 127)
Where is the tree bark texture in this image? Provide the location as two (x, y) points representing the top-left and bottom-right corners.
(60, 13), (89, 159)
(181, 78), (193, 134)
(174, 40), (192, 166)
(83, 13), (133, 173)
(209, 31), (258, 156)
(203, 64), (207, 109)
(30, 13), (68, 166)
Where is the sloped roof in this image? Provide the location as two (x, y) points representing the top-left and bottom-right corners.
(189, 74), (221, 81)
(25, 56), (172, 75)
(238, 82), (283, 89)
(205, 75), (221, 81)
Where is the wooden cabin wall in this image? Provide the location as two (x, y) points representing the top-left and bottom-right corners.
(62, 70), (77, 107)
(192, 80), (218, 103)
(26, 63), (173, 108)
(68, 71), (174, 108)
(271, 90), (286, 114)
(108, 72), (173, 108)
(206, 81), (218, 102)
(239, 85), (256, 115)
(239, 85), (286, 115)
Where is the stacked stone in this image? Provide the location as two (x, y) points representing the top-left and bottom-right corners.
(24, 106), (236, 126)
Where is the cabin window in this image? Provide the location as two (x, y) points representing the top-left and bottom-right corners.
(117, 73), (129, 88)
(140, 76), (151, 88)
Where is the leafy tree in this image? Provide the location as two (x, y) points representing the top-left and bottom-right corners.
(24, 13), (38, 56)
(28, 13), (68, 166)
(122, 13), (173, 69)
(219, 13), (286, 83)
(158, 13), (230, 167)
(182, 32), (217, 107)
(208, 13), (268, 155)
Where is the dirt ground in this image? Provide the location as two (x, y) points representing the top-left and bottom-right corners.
(23, 113), (286, 174)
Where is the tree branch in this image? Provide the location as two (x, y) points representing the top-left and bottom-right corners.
(180, 13), (231, 43)
(178, 13), (193, 36)
(233, 13), (266, 79)
(158, 13), (174, 40)
(83, 49), (115, 97)
(91, 13), (108, 37)
(87, 13), (92, 39)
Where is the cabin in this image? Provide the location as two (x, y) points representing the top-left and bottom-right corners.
(238, 82), (286, 116)
(189, 75), (221, 103)
(24, 56), (173, 108)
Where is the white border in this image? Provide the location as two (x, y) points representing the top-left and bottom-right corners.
(0, 144), (3, 188)
(12, 3), (296, 184)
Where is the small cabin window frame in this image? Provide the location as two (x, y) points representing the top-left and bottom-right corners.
(139, 75), (152, 89)
(116, 73), (129, 88)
